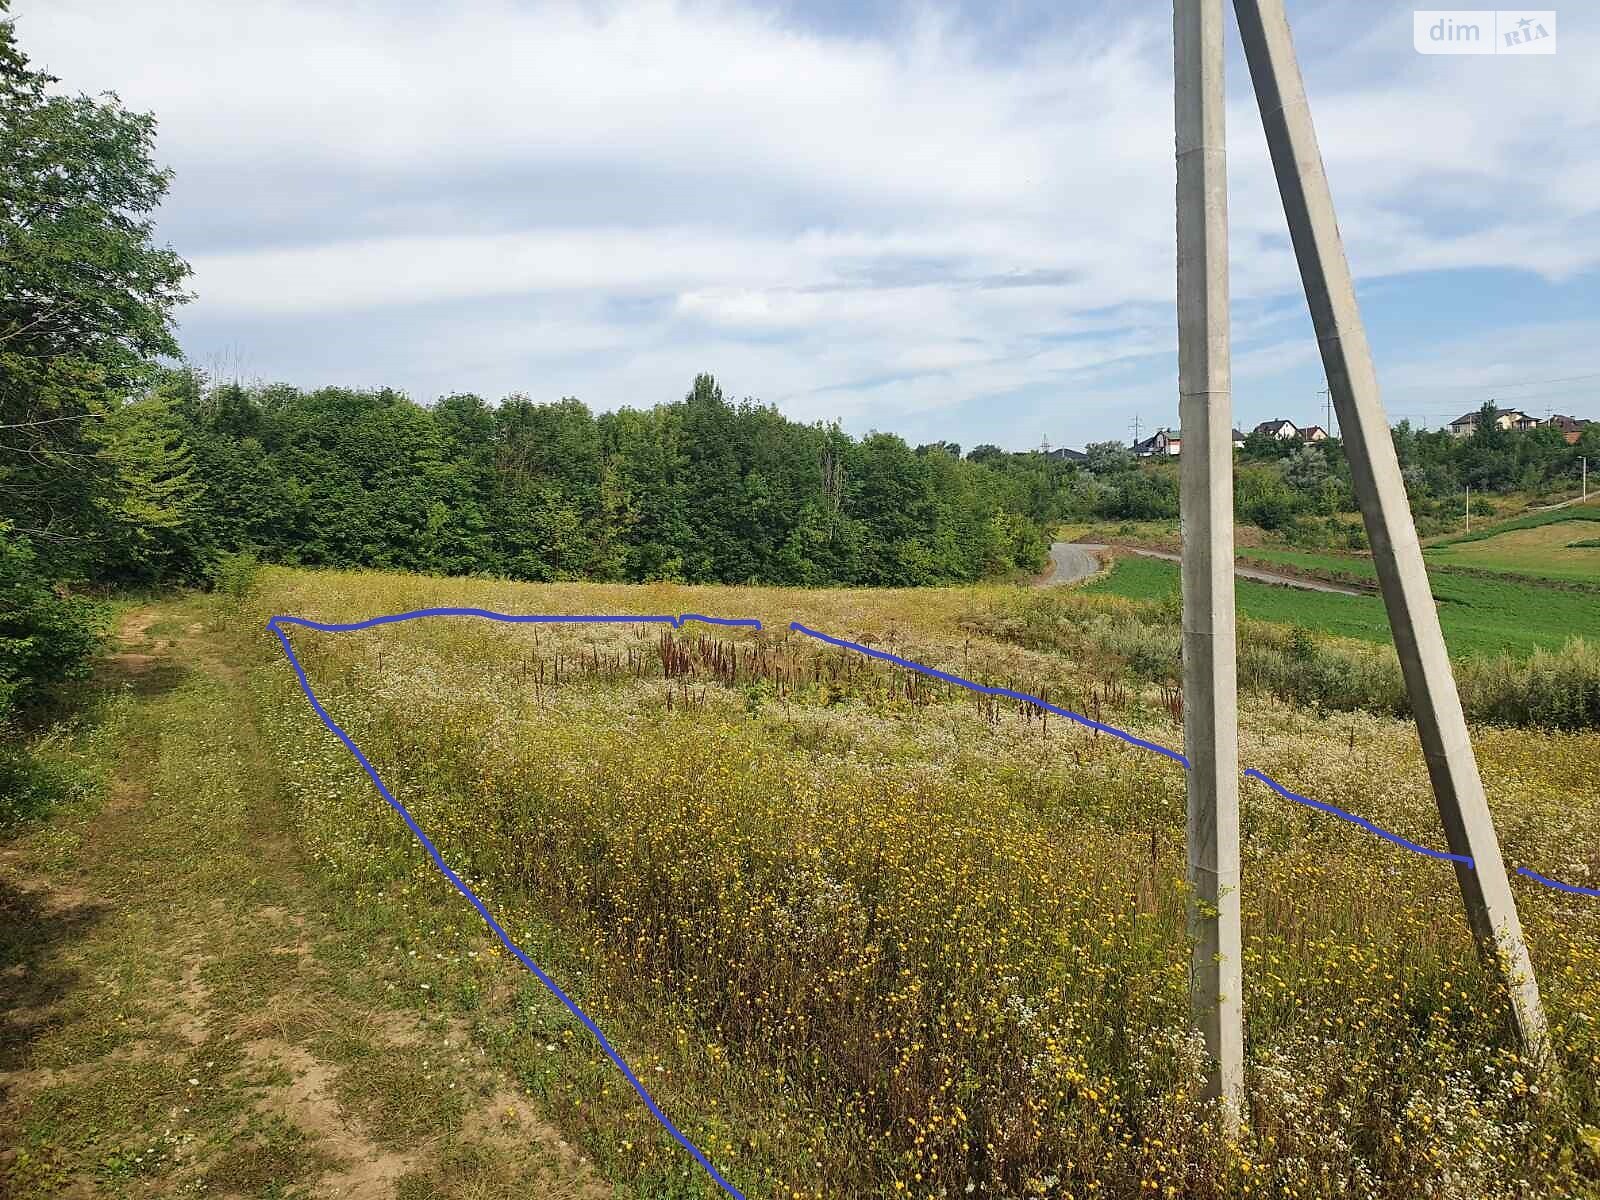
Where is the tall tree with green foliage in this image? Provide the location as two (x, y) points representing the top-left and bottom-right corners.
(94, 385), (205, 581)
(0, 0), (191, 574)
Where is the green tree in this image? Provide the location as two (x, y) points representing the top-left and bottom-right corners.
(848, 433), (934, 584)
(95, 386), (205, 581)
(0, 2), (191, 574)
(1236, 464), (1300, 530)
(0, 525), (100, 721)
(606, 406), (692, 582)
(1084, 440), (1136, 475)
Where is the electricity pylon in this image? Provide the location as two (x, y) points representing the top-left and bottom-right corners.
(1174, 0), (1551, 1119)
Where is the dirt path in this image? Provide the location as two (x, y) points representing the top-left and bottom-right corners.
(0, 604), (610, 1199)
(1527, 494), (1589, 512)
(1040, 541), (1365, 596)
(1038, 542), (1103, 587)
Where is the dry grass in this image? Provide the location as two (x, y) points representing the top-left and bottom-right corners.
(239, 566), (1600, 1199)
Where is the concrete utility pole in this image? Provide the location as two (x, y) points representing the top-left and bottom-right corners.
(1174, 0), (1244, 1121)
(1233, 0), (1549, 1063)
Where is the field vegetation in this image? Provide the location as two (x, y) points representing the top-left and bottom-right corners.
(1085, 550), (1600, 670)
(1423, 507), (1600, 583)
(236, 566), (1600, 1199)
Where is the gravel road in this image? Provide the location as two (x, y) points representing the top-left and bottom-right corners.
(1041, 542), (1104, 586)
(1040, 542), (1365, 596)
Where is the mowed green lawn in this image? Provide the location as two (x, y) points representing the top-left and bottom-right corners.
(1425, 518), (1600, 583)
(1084, 553), (1598, 659)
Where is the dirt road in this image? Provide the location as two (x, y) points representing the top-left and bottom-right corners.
(0, 604), (607, 1198)
(1040, 542), (1104, 586)
(1040, 542), (1365, 596)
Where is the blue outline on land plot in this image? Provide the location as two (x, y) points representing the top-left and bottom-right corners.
(1515, 867), (1600, 898)
(1241, 769), (1473, 865)
(788, 622), (1189, 766)
(269, 606), (1597, 1200)
(269, 610), (754, 1200)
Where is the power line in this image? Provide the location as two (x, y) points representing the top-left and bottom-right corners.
(1484, 386), (1599, 407)
(1481, 370), (1600, 392)
(1411, 369), (1600, 397)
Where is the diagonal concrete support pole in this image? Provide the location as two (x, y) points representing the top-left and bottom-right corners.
(1175, 0), (1244, 1122)
(1232, 0), (1548, 1065)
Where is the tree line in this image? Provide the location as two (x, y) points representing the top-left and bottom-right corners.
(113, 370), (1055, 590)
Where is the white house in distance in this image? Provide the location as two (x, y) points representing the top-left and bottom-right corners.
(1448, 407), (1542, 437)
(1252, 418), (1299, 440)
(1298, 424), (1329, 443)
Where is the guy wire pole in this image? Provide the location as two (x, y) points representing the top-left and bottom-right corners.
(1232, 0), (1549, 1064)
(1175, 0), (1244, 1123)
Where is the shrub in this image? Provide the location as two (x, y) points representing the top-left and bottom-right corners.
(0, 528), (103, 722)
(1287, 625), (1317, 662)
(1156, 585), (1183, 626)
(1457, 637), (1600, 731)
(206, 549), (261, 599)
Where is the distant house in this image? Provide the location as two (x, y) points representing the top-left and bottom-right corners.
(1448, 407), (1534, 437)
(1253, 418), (1298, 440)
(1046, 446), (1088, 463)
(1132, 428), (1181, 457)
(1549, 414), (1594, 445)
(1232, 429), (1247, 450)
(1299, 424), (1329, 443)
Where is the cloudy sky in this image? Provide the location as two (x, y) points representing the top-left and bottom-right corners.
(15, 1), (1600, 450)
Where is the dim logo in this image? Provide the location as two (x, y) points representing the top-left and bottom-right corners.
(1413, 10), (1557, 54)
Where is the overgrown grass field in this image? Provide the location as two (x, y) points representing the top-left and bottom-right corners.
(231, 566), (1600, 1200)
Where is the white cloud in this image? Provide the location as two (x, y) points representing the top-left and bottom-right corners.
(13, 0), (1600, 445)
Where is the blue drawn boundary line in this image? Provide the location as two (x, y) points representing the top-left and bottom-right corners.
(1516, 867), (1600, 898)
(268, 610), (752, 1200)
(1241, 769), (1474, 865)
(788, 622), (1190, 767)
(272, 608), (761, 635)
(268, 605), (1597, 1200)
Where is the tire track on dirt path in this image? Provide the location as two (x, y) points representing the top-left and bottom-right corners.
(1, 604), (612, 1199)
